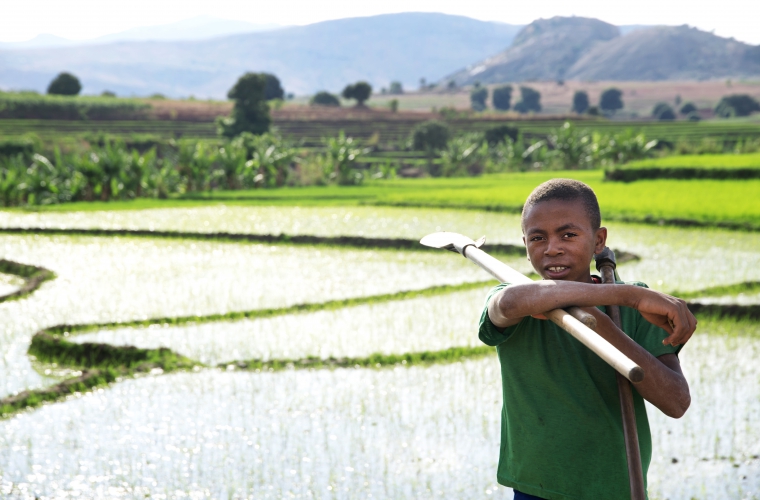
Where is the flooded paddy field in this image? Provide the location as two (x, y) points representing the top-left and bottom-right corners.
(1, 205), (759, 294)
(1, 327), (758, 499)
(70, 287), (492, 365)
(0, 234), (505, 398)
(0, 205), (758, 499)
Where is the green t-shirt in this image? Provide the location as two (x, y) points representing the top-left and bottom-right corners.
(478, 281), (681, 500)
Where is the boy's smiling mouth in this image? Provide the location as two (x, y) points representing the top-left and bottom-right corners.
(544, 265), (571, 279)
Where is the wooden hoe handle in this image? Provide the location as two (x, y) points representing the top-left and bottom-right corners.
(464, 244), (644, 383)
(595, 247), (646, 500)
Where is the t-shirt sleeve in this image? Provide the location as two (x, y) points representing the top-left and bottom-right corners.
(625, 281), (682, 358)
(478, 283), (520, 347)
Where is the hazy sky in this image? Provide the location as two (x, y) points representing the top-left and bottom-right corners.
(2, 0), (758, 44)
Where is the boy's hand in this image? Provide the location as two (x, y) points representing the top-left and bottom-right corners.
(633, 290), (697, 346)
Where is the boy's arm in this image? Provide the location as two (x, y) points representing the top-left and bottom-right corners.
(583, 307), (690, 419)
(488, 281), (693, 418)
(487, 280), (696, 346)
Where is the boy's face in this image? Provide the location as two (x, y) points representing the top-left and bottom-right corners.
(522, 199), (607, 283)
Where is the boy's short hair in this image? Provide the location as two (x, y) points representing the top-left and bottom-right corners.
(521, 179), (602, 230)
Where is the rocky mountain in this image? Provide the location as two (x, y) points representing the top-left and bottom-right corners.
(445, 17), (619, 86)
(566, 25), (760, 80)
(444, 17), (760, 85)
(0, 13), (523, 97)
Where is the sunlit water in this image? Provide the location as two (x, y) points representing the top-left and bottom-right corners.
(0, 206), (523, 242)
(0, 207), (757, 498)
(71, 287), (492, 365)
(0, 235), (513, 398)
(1, 331), (757, 499)
(0, 272), (24, 297)
(2, 206), (758, 294)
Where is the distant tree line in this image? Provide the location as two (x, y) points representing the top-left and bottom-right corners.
(309, 81), (374, 108)
(467, 84), (542, 114)
(22, 70), (760, 133)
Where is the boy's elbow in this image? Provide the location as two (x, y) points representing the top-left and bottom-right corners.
(491, 288), (521, 318)
(664, 391), (691, 419)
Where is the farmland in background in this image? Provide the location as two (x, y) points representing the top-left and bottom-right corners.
(1, 77), (760, 498)
(0, 202), (758, 498)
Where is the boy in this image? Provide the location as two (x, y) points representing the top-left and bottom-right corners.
(479, 179), (696, 499)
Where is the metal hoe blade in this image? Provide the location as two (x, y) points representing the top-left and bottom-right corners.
(419, 231), (486, 256)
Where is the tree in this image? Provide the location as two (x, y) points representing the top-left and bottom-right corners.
(484, 125), (519, 145)
(492, 85), (513, 111)
(652, 103), (676, 121)
(411, 120), (450, 176)
(412, 121), (449, 151)
(389, 81), (403, 95)
(342, 81), (372, 106)
(586, 106), (600, 116)
(572, 91), (589, 114)
(599, 88), (623, 114)
(262, 73), (284, 101)
(470, 87), (488, 112)
(513, 86), (541, 114)
(715, 94), (760, 118)
(47, 72), (82, 96)
(217, 72), (271, 138)
(679, 102), (697, 115)
(310, 91), (341, 107)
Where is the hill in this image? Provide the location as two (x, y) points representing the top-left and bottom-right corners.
(0, 13), (522, 97)
(567, 25), (760, 80)
(444, 18), (760, 85)
(444, 17), (620, 86)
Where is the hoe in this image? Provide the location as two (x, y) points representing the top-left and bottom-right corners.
(420, 231), (645, 499)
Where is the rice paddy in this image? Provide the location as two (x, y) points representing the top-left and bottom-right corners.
(0, 200), (758, 498)
(0, 273), (23, 298)
(69, 287), (493, 365)
(0, 329), (757, 499)
(1, 205), (758, 293)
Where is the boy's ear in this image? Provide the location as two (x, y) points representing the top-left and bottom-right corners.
(594, 227), (608, 254)
(522, 235), (529, 260)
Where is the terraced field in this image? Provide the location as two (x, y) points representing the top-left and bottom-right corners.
(2, 114), (760, 145)
(0, 204), (757, 499)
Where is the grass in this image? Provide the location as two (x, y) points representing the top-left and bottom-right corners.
(228, 345), (495, 371)
(674, 281), (760, 300)
(624, 153), (760, 169)
(605, 152), (760, 181)
(2, 274), (755, 419)
(0, 258), (56, 302)
(687, 315), (760, 338)
(48, 280), (497, 335)
(8, 171), (760, 229)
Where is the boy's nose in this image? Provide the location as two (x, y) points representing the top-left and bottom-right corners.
(545, 238), (564, 255)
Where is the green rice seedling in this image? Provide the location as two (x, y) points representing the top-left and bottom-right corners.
(673, 281), (760, 301)
(606, 152), (760, 181)
(0, 329), (756, 498)
(624, 152), (760, 169)
(1, 205), (759, 293)
(0, 233), (505, 398)
(70, 286), (495, 364)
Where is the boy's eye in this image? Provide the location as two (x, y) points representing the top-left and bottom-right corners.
(529, 235), (545, 242)
(563, 232), (578, 238)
